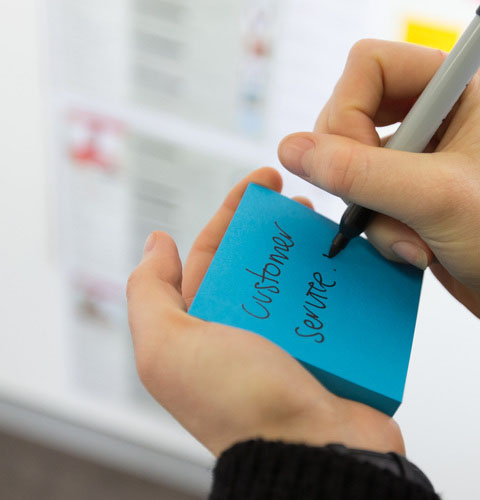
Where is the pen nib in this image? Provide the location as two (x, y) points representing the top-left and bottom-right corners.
(328, 233), (349, 258)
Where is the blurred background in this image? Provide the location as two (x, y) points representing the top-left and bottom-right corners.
(1, 0), (479, 498)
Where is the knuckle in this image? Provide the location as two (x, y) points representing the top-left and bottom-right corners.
(348, 38), (380, 61)
(435, 48), (448, 63)
(156, 261), (182, 290)
(320, 142), (368, 199)
(416, 158), (473, 226)
(126, 267), (143, 301)
(126, 257), (182, 302)
(439, 165), (475, 210)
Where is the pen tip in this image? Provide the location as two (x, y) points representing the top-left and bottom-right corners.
(328, 233), (349, 258)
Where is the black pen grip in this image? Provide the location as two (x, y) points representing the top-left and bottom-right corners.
(338, 204), (375, 239)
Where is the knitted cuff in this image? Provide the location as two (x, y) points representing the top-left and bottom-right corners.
(209, 439), (440, 500)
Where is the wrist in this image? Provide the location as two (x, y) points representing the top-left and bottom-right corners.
(227, 397), (405, 457)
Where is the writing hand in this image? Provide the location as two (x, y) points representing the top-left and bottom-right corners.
(127, 167), (403, 457)
(278, 40), (480, 317)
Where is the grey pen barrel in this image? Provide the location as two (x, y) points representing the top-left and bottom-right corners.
(332, 9), (480, 251)
(385, 13), (480, 153)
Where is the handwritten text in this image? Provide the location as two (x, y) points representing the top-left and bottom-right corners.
(241, 221), (294, 319)
(294, 270), (336, 343)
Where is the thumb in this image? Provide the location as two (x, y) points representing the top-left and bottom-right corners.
(278, 132), (454, 227)
(127, 231), (195, 370)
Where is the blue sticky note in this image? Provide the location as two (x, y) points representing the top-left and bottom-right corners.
(189, 184), (423, 416)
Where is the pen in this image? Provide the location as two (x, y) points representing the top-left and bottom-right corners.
(328, 6), (480, 258)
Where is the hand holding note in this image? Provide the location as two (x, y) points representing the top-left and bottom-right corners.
(127, 168), (404, 458)
(279, 40), (480, 317)
(128, 39), (480, 464)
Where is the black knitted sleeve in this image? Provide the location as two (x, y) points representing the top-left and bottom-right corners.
(209, 439), (441, 500)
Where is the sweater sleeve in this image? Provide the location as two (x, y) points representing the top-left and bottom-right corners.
(209, 439), (440, 500)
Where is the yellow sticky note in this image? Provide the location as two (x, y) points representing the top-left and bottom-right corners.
(405, 18), (460, 52)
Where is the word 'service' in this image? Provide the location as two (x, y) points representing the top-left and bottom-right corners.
(295, 268), (337, 344)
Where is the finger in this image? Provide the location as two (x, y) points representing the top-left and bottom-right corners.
(292, 195), (314, 209)
(278, 131), (461, 228)
(127, 231), (197, 359)
(365, 214), (434, 270)
(314, 40), (447, 145)
(126, 231), (212, 438)
(182, 167), (282, 306)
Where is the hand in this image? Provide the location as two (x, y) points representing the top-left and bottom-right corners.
(278, 40), (480, 317)
(127, 168), (404, 458)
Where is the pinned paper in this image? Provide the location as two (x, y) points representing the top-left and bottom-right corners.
(189, 184), (423, 415)
(405, 18), (460, 52)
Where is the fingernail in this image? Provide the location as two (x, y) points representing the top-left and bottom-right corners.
(143, 232), (157, 256)
(279, 137), (315, 176)
(391, 241), (428, 271)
